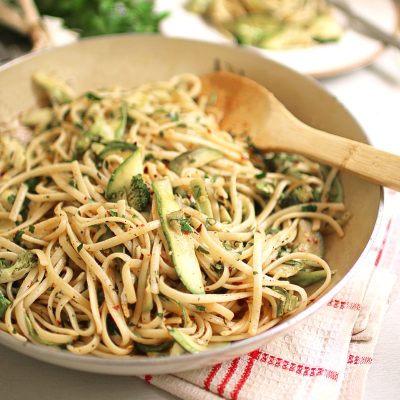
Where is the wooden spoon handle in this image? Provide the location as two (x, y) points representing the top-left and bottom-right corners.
(275, 123), (400, 191)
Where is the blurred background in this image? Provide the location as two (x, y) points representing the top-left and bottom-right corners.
(0, 0), (398, 77)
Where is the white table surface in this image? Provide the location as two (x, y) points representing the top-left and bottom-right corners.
(1, 49), (400, 400)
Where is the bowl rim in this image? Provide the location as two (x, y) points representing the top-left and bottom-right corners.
(0, 33), (385, 372)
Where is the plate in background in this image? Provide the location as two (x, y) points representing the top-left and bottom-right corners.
(156, 0), (398, 78)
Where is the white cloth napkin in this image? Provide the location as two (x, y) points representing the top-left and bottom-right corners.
(143, 190), (399, 400)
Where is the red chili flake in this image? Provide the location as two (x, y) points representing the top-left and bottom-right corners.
(140, 254), (144, 260)
(139, 224), (145, 227)
(205, 288), (210, 291)
(183, 231), (189, 236)
(144, 166), (148, 173)
(165, 163), (170, 170)
(196, 224), (202, 233)
(56, 320), (61, 325)
(112, 305), (120, 311)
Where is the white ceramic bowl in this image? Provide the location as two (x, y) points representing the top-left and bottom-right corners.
(0, 35), (382, 375)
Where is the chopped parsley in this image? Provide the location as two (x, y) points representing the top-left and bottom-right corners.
(25, 177), (39, 192)
(144, 153), (155, 161)
(169, 112), (179, 122)
(195, 305), (206, 312)
(28, 225), (35, 234)
(222, 241), (232, 251)
(205, 217), (216, 228)
(77, 243), (84, 252)
(109, 210), (118, 217)
(255, 172), (266, 179)
(301, 205), (318, 212)
(211, 261), (224, 273)
(7, 194), (16, 204)
(85, 92), (103, 101)
(196, 245), (210, 255)
(13, 231), (23, 245)
(266, 227), (279, 235)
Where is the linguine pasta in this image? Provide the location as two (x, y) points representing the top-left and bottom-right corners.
(0, 72), (349, 357)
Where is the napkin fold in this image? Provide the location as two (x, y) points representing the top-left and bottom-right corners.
(144, 190), (399, 400)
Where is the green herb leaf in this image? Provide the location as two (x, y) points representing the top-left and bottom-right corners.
(13, 231), (23, 245)
(255, 172), (266, 179)
(205, 217), (216, 228)
(85, 92), (103, 101)
(196, 245), (210, 255)
(28, 225), (35, 234)
(222, 241), (232, 251)
(109, 210), (118, 217)
(195, 305), (206, 312)
(301, 205), (318, 212)
(7, 194), (16, 204)
(77, 243), (84, 252)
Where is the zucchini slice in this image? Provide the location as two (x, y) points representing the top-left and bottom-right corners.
(169, 147), (223, 175)
(105, 148), (143, 201)
(168, 328), (208, 353)
(99, 141), (137, 160)
(293, 220), (324, 257)
(153, 178), (204, 294)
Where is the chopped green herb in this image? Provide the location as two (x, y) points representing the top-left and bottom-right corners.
(159, 131), (165, 138)
(7, 194), (16, 204)
(144, 153), (155, 161)
(211, 260), (224, 273)
(196, 245), (210, 255)
(177, 123), (187, 128)
(69, 179), (78, 189)
(195, 305), (206, 312)
(222, 241), (232, 251)
(85, 92), (103, 101)
(167, 215), (194, 234)
(109, 210), (118, 217)
(25, 177), (39, 191)
(205, 217), (216, 228)
(13, 231), (23, 245)
(266, 227), (279, 235)
(301, 205), (318, 212)
(255, 172), (266, 179)
(252, 271), (258, 275)
(77, 243), (84, 252)
(169, 113), (179, 122)
(28, 225), (35, 234)
(156, 312), (164, 318)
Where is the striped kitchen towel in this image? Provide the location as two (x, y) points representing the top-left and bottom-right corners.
(142, 189), (399, 400)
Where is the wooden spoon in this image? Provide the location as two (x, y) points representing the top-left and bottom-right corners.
(201, 71), (400, 191)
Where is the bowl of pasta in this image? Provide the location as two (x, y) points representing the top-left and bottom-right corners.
(0, 35), (382, 375)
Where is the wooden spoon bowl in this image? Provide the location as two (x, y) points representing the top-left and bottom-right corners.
(201, 71), (400, 191)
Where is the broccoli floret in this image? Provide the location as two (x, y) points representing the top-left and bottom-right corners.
(0, 251), (38, 284)
(126, 174), (150, 211)
(0, 291), (11, 318)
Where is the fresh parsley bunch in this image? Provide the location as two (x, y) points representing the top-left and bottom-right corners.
(36, 0), (168, 37)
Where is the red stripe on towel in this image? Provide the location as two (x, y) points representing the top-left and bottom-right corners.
(257, 352), (339, 381)
(217, 357), (240, 397)
(347, 354), (373, 365)
(203, 363), (222, 391)
(375, 218), (392, 267)
(230, 350), (261, 400)
(327, 299), (362, 311)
